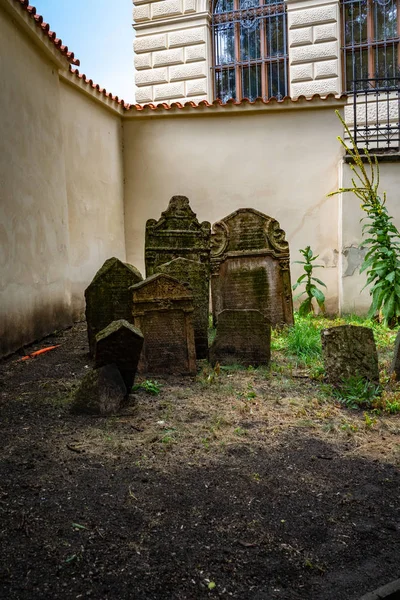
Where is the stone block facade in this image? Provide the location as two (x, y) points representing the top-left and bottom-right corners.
(133, 0), (343, 105)
(133, 0), (211, 104)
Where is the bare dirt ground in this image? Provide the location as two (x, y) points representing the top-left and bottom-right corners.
(0, 322), (399, 600)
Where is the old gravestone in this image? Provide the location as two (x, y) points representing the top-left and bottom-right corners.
(71, 364), (127, 416)
(321, 325), (379, 386)
(131, 273), (196, 375)
(390, 330), (400, 380)
(156, 257), (209, 359)
(209, 309), (271, 367)
(85, 257), (143, 356)
(210, 209), (294, 327)
(94, 319), (144, 391)
(145, 195), (211, 277)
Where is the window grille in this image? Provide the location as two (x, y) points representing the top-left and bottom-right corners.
(211, 0), (289, 102)
(342, 0), (400, 92)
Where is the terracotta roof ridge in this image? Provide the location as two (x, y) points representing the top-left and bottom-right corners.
(131, 93), (347, 112)
(13, 0), (79, 66)
(69, 67), (131, 110)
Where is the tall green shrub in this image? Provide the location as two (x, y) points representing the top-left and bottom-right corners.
(330, 111), (400, 327)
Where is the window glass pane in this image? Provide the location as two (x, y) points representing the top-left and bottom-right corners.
(346, 48), (368, 90)
(215, 69), (236, 101)
(265, 13), (285, 56)
(215, 23), (235, 65)
(376, 44), (399, 80)
(374, 0), (397, 41)
(240, 21), (261, 60)
(344, 0), (368, 45)
(242, 65), (262, 99)
(268, 59), (287, 98)
(215, 0), (234, 14)
(239, 0), (259, 8)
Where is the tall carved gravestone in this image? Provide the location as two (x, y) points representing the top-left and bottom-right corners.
(85, 257), (143, 355)
(156, 258), (209, 359)
(210, 209), (294, 327)
(131, 273), (196, 375)
(145, 195), (211, 276)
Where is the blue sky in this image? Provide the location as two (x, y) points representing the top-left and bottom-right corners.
(33, 1), (135, 102)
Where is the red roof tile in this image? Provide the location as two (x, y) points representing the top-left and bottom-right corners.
(13, 0), (80, 66)
(69, 67), (131, 109)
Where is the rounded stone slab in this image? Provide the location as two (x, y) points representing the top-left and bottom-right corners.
(94, 319), (144, 391)
(71, 364), (127, 416)
(209, 309), (271, 367)
(321, 325), (379, 386)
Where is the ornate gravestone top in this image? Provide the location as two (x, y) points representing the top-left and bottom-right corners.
(145, 196), (211, 276)
(211, 208), (289, 262)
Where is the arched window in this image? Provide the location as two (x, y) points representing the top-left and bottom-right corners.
(342, 0), (400, 90)
(211, 0), (288, 102)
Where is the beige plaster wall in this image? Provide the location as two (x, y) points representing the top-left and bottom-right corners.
(340, 161), (400, 314)
(60, 83), (126, 319)
(123, 105), (343, 312)
(0, 6), (72, 357)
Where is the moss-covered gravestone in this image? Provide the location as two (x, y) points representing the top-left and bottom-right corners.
(94, 320), (144, 391)
(156, 257), (209, 359)
(209, 309), (271, 367)
(145, 196), (211, 277)
(321, 325), (379, 386)
(85, 257), (143, 356)
(390, 330), (400, 380)
(71, 364), (127, 416)
(210, 209), (294, 327)
(131, 273), (196, 375)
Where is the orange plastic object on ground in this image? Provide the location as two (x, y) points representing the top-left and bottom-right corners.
(20, 345), (60, 361)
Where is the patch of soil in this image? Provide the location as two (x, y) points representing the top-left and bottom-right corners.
(0, 324), (399, 600)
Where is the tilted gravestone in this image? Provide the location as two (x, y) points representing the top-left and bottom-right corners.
(209, 309), (271, 367)
(85, 257), (143, 356)
(131, 273), (196, 375)
(156, 257), (209, 359)
(321, 325), (379, 386)
(210, 209), (294, 327)
(94, 319), (144, 391)
(145, 195), (211, 277)
(390, 330), (400, 380)
(71, 364), (127, 416)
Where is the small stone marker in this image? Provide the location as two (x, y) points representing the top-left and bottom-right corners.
(209, 309), (271, 367)
(321, 325), (379, 386)
(156, 257), (209, 359)
(71, 364), (127, 416)
(390, 330), (400, 380)
(85, 257), (143, 356)
(210, 208), (294, 327)
(145, 195), (211, 276)
(94, 319), (144, 391)
(131, 273), (196, 375)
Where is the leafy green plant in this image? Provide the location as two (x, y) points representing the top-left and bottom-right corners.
(292, 246), (327, 316)
(329, 111), (400, 327)
(132, 379), (162, 395)
(286, 315), (322, 366)
(333, 374), (381, 410)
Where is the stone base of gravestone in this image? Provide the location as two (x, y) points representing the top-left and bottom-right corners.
(71, 364), (127, 416)
(209, 309), (271, 367)
(94, 319), (144, 391)
(390, 330), (400, 380)
(321, 325), (379, 387)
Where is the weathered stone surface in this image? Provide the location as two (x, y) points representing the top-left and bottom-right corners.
(71, 364), (127, 416)
(145, 196), (211, 276)
(85, 257), (143, 356)
(210, 209), (294, 327)
(156, 257), (209, 359)
(94, 319), (144, 390)
(209, 309), (271, 367)
(321, 325), (379, 386)
(390, 330), (400, 380)
(131, 273), (196, 375)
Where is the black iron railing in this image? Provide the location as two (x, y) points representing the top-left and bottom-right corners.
(352, 77), (400, 150)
